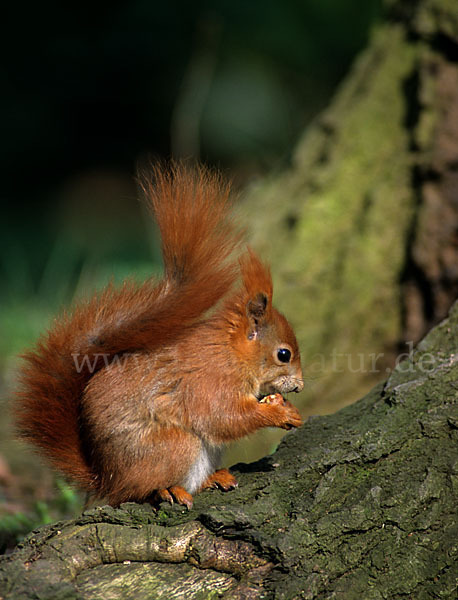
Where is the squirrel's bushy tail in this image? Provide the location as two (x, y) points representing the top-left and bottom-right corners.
(14, 163), (242, 489)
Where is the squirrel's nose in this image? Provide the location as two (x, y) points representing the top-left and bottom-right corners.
(294, 379), (304, 393)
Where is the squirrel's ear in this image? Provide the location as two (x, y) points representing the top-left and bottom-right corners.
(246, 292), (269, 339)
(239, 249), (273, 340)
(247, 292), (268, 319)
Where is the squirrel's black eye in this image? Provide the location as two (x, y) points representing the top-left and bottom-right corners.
(277, 348), (291, 363)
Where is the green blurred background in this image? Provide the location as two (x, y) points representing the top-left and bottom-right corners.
(0, 0), (382, 545)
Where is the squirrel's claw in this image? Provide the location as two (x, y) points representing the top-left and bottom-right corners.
(201, 468), (238, 492)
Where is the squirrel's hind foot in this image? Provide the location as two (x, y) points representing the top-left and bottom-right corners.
(201, 468), (238, 492)
(152, 486), (194, 510)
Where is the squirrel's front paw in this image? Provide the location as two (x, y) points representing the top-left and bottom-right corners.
(279, 401), (302, 429)
(277, 398), (302, 430)
(261, 393), (302, 430)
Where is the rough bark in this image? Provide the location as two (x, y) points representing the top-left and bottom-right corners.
(1, 302), (457, 599)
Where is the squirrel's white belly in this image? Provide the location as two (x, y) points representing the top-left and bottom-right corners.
(180, 441), (222, 494)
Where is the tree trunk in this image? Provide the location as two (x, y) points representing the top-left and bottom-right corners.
(242, 0), (458, 419)
(1, 306), (457, 599)
(2, 1), (457, 598)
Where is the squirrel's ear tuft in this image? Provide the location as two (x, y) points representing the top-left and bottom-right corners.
(240, 248), (273, 301)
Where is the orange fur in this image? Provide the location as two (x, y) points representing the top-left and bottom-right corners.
(14, 163), (304, 507)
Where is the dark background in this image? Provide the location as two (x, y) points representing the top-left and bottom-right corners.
(1, 0), (381, 313)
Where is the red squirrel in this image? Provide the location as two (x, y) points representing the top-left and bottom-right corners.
(14, 164), (304, 509)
